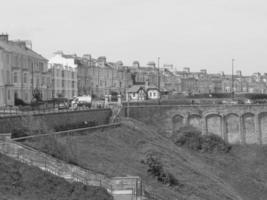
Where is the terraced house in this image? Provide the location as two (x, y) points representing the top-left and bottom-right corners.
(0, 34), (51, 106)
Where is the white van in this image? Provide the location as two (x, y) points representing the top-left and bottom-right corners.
(71, 95), (92, 109)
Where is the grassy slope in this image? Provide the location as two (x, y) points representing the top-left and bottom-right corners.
(0, 154), (112, 200)
(26, 118), (267, 200)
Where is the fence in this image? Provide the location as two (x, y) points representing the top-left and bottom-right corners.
(0, 140), (144, 200)
(0, 141), (112, 189)
(0, 105), (107, 118)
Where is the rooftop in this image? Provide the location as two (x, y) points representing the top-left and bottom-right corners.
(0, 37), (47, 61)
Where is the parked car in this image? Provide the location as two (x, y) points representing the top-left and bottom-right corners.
(222, 99), (244, 104)
(71, 95), (92, 109)
(51, 98), (70, 110)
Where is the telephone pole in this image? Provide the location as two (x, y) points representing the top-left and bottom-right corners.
(231, 58), (235, 99)
(157, 57), (161, 104)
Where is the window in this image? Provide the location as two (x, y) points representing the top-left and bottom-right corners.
(6, 70), (10, 84)
(6, 54), (9, 65)
(13, 72), (18, 83)
(36, 77), (40, 87)
(42, 77), (45, 85)
(62, 80), (65, 87)
(72, 72), (74, 79)
(23, 73), (27, 83)
(24, 93), (28, 101)
(62, 70), (64, 77)
(7, 89), (10, 100)
(39, 62), (44, 72)
(72, 81), (75, 88)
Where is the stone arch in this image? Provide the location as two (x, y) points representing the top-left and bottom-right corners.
(225, 113), (240, 144)
(259, 112), (267, 144)
(188, 114), (201, 131)
(172, 114), (184, 133)
(242, 113), (256, 144)
(206, 114), (222, 137)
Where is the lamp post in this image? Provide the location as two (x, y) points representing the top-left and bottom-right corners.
(232, 58), (235, 99)
(157, 57), (161, 105)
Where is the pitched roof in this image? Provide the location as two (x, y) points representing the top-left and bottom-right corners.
(0, 40), (47, 61)
(126, 85), (145, 93)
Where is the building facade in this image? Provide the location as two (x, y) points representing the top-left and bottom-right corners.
(48, 51), (78, 99)
(0, 34), (51, 106)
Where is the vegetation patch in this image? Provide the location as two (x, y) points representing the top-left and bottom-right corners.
(141, 154), (181, 187)
(175, 128), (231, 153)
(0, 154), (112, 200)
(54, 121), (97, 132)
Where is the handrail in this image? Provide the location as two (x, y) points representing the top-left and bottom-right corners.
(11, 123), (121, 141)
(0, 140), (144, 199)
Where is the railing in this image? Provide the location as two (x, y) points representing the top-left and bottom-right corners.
(0, 141), (112, 190)
(0, 140), (144, 200)
(0, 105), (110, 118)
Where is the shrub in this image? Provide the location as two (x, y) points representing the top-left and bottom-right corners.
(175, 129), (202, 151)
(175, 130), (231, 153)
(201, 134), (231, 153)
(142, 154), (180, 187)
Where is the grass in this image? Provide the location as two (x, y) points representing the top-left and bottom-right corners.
(0, 153), (113, 200)
(23, 118), (267, 200)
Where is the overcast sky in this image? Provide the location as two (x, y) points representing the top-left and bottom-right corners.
(1, 0), (267, 75)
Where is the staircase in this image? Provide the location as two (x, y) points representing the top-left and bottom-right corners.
(0, 139), (144, 200)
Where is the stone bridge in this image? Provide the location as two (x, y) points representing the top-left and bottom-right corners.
(124, 104), (267, 145)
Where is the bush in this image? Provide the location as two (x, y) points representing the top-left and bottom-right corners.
(175, 130), (231, 153)
(175, 130), (202, 151)
(201, 134), (231, 153)
(142, 154), (180, 187)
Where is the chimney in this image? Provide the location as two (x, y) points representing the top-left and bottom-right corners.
(236, 70), (242, 76)
(83, 54), (92, 60)
(145, 79), (149, 89)
(200, 69), (207, 74)
(0, 33), (9, 42)
(183, 67), (190, 73)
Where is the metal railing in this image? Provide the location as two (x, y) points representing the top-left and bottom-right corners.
(0, 140), (145, 200)
(0, 104), (110, 118)
(0, 141), (112, 190)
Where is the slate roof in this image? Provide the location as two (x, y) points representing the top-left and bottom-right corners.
(0, 40), (47, 61)
(126, 85), (145, 93)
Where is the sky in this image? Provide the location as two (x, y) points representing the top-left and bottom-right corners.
(1, 0), (267, 75)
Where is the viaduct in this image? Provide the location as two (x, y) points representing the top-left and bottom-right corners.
(124, 104), (267, 145)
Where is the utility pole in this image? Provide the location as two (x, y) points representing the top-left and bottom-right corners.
(157, 57), (161, 105)
(232, 58), (235, 99)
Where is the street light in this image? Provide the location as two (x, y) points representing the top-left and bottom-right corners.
(157, 57), (160, 105)
(232, 58), (235, 99)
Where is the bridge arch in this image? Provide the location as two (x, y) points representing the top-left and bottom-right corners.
(241, 113), (256, 144)
(259, 112), (267, 144)
(188, 114), (202, 131)
(205, 113), (222, 137)
(172, 114), (185, 133)
(225, 113), (240, 144)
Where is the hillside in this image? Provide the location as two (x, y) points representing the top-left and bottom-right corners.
(0, 154), (112, 200)
(25, 118), (267, 200)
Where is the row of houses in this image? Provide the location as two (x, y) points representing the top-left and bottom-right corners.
(1, 33), (267, 106)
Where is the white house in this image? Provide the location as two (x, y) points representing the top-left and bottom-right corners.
(146, 85), (160, 100)
(49, 51), (78, 99)
(126, 84), (160, 102)
(126, 85), (146, 102)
